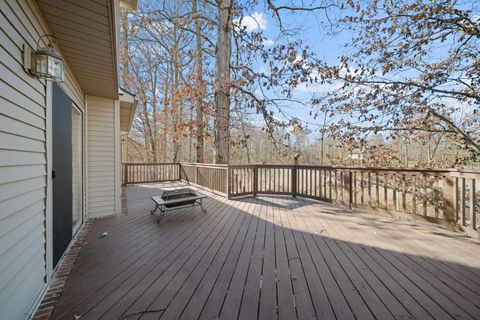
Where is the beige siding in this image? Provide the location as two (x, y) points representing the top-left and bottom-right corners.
(87, 96), (117, 218)
(0, 0), (84, 318)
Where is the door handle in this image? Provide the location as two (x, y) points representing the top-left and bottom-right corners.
(52, 170), (56, 179)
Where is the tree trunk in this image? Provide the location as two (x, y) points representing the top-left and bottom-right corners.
(188, 102), (193, 161)
(172, 18), (180, 163)
(149, 66), (158, 162)
(213, 0), (233, 164)
(160, 67), (170, 162)
(193, 0), (205, 163)
(172, 62), (180, 162)
(141, 101), (156, 162)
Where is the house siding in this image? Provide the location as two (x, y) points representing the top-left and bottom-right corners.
(87, 96), (118, 218)
(0, 0), (84, 319)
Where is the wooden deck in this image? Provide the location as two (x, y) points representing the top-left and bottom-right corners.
(51, 182), (480, 320)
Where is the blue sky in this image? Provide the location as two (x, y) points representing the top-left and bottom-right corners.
(134, 0), (479, 142)
(238, 1), (479, 140)
(236, 5), (354, 136)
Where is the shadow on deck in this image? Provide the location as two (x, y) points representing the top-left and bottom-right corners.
(50, 182), (480, 320)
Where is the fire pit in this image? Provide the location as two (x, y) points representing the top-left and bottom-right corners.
(151, 188), (207, 222)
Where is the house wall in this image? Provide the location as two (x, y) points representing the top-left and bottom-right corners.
(0, 0), (85, 318)
(86, 96), (121, 218)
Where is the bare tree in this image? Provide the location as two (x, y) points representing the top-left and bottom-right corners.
(314, 0), (480, 162)
(193, 0), (205, 162)
(213, 0), (233, 163)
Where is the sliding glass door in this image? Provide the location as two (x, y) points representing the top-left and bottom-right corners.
(72, 107), (83, 234)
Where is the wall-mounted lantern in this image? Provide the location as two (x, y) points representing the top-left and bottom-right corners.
(23, 35), (64, 82)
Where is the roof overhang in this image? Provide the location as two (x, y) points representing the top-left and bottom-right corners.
(119, 88), (137, 133)
(36, 0), (133, 98)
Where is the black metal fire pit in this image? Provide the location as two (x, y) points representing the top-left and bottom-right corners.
(151, 188), (207, 222)
(160, 189), (197, 208)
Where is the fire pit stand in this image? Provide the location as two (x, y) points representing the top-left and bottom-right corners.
(150, 188), (207, 222)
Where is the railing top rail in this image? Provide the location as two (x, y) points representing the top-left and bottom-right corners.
(122, 162), (480, 176)
(180, 162), (229, 169)
(123, 161), (479, 235)
(122, 162), (179, 165)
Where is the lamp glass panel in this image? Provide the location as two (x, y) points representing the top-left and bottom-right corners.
(53, 59), (64, 81)
(35, 54), (48, 76)
(48, 55), (56, 77)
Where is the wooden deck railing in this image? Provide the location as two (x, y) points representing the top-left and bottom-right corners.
(122, 162), (479, 234)
(122, 163), (180, 184)
(179, 163), (228, 195)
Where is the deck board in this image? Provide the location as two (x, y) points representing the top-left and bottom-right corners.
(49, 182), (480, 320)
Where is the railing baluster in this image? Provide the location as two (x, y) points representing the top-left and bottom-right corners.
(402, 174), (407, 213)
(368, 172), (372, 206)
(461, 178), (466, 226)
(412, 175), (417, 215)
(360, 171), (364, 205)
(423, 175), (428, 217)
(120, 163), (479, 234)
(470, 178), (476, 230)
(393, 174), (397, 211)
(435, 176), (439, 219)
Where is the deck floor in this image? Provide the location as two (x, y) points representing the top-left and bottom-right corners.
(51, 182), (480, 320)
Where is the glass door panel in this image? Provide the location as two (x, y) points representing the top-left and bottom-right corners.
(72, 107), (83, 234)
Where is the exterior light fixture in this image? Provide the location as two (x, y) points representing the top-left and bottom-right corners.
(23, 35), (64, 82)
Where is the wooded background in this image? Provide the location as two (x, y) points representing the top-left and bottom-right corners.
(120, 0), (480, 168)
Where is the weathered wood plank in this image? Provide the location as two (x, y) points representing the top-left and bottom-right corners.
(49, 182), (480, 320)
(237, 196), (267, 320)
(197, 199), (258, 320)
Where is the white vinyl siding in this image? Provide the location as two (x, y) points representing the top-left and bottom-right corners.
(0, 0), (84, 319)
(87, 96), (117, 218)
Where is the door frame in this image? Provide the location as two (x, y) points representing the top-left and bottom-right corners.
(45, 83), (86, 279)
(46, 81), (53, 279)
(71, 103), (85, 235)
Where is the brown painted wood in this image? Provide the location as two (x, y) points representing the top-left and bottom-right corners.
(216, 199), (261, 319)
(49, 182), (480, 320)
(271, 198), (297, 320)
(160, 200), (253, 320)
(278, 198), (317, 319)
(258, 197), (277, 320)
(413, 175), (417, 215)
(236, 195), (267, 320)
(384, 173), (388, 210)
(470, 179), (476, 230)
(197, 199), (258, 320)
(121, 163), (480, 231)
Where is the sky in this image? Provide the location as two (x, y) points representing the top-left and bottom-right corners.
(236, 4), (355, 136)
(133, 0), (357, 140)
(134, 0), (479, 143)
(237, 1), (480, 141)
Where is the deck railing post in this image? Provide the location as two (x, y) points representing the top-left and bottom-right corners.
(292, 156), (299, 197)
(343, 169), (352, 209)
(253, 166), (258, 197)
(226, 165), (231, 199)
(123, 164), (128, 186)
(195, 164), (199, 185)
(469, 178), (476, 231)
(442, 173), (456, 227)
(292, 168), (297, 197)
